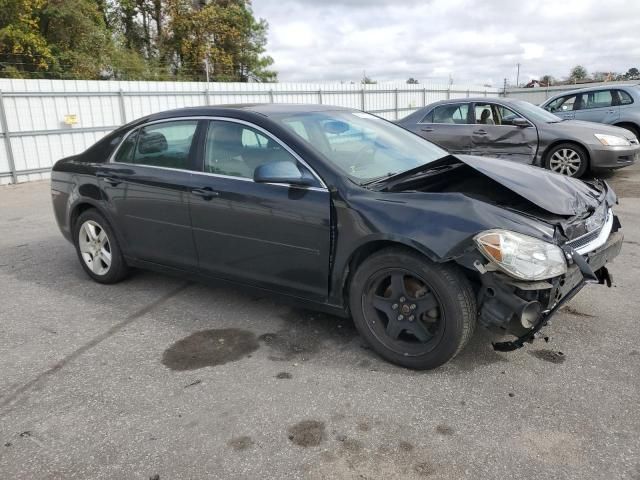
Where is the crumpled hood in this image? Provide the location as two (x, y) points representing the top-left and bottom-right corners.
(455, 154), (603, 216)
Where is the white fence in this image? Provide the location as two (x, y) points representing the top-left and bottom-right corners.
(0, 79), (499, 185)
(503, 80), (637, 105)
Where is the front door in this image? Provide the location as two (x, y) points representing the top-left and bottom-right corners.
(188, 119), (331, 301)
(469, 102), (539, 164)
(98, 119), (201, 269)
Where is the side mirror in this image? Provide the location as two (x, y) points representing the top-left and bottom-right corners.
(512, 117), (530, 128)
(254, 161), (314, 186)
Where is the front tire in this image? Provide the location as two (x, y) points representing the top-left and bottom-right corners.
(73, 209), (128, 284)
(349, 248), (476, 370)
(544, 143), (588, 178)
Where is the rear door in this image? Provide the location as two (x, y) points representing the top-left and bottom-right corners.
(97, 119), (201, 269)
(188, 119), (331, 301)
(469, 102), (538, 163)
(412, 103), (473, 153)
(573, 89), (620, 124)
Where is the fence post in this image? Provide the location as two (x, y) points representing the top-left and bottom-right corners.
(318, 89), (323, 105)
(268, 89), (274, 103)
(360, 88), (365, 111)
(394, 88), (399, 119)
(0, 90), (17, 184)
(118, 89), (127, 123)
(204, 89), (210, 106)
(422, 88), (426, 107)
(466, 89), (470, 98)
(446, 86), (451, 100)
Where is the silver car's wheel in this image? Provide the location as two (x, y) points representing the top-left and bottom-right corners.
(78, 220), (112, 276)
(549, 148), (583, 176)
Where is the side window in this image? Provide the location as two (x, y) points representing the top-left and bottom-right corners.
(583, 90), (613, 109)
(432, 104), (470, 124)
(114, 131), (138, 163)
(132, 121), (198, 169)
(618, 90), (634, 105)
(495, 105), (522, 126)
(204, 121), (318, 185)
(420, 109), (434, 123)
(546, 94), (578, 112)
(474, 103), (496, 125)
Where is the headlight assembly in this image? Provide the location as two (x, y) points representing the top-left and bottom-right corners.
(474, 230), (567, 281)
(595, 133), (631, 146)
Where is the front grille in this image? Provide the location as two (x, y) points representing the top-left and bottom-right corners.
(566, 227), (601, 250)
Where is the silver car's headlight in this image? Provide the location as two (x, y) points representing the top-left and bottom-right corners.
(595, 133), (631, 146)
(474, 230), (567, 281)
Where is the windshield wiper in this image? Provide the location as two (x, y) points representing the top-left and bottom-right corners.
(361, 172), (399, 186)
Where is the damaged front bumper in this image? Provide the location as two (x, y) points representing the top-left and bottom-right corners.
(476, 229), (623, 351)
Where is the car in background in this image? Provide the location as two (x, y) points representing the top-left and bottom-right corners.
(51, 104), (623, 369)
(397, 97), (639, 177)
(540, 84), (640, 140)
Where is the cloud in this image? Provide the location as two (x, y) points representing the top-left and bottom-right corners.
(252, 0), (640, 86)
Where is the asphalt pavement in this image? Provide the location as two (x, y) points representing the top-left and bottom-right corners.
(1, 164), (639, 479)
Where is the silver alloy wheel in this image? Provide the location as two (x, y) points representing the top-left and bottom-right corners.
(78, 220), (112, 276)
(549, 148), (582, 176)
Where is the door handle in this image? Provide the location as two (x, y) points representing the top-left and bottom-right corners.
(98, 175), (121, 186)
(473, 129), (488, 135)
(191, 188), (219, 200)
(421, 127), (434, 132)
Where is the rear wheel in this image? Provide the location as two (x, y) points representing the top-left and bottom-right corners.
(544, 143), (588, 178)
(73, 209), (128, 284)
(349, 248), (476, 369)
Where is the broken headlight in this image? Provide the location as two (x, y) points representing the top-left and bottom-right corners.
(474, 230), (567, 281)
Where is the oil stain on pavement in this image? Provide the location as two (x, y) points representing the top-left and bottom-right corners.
(529, 349), (566, 364)
(287, 420), (326, 447)
(162, 328), (259, 370)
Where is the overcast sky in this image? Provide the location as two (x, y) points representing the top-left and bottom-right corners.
(251, 0), (640, 86)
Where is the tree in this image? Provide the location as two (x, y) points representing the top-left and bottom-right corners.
(540, 74), (555, 86)
(0, 0), (277, 81)
(569, 65), (588, 83)
(625, 67), (639, 80)
(406, 77), (419, 84)
(361, 75), (377, 84)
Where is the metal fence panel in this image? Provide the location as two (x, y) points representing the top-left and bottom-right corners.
(0, 79), (499, 185)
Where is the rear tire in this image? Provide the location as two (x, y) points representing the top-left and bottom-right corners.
(73, 209), (128, 284)
(544, 143), (588, 178)
(348, 248), (476, 370)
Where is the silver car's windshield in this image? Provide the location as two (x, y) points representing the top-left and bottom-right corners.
(514, 100), (563, 123)
(272, 110), (447, 183)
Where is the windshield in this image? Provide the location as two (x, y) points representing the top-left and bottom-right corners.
(513, 100), (563, 123)
(271, 110), (447, 183)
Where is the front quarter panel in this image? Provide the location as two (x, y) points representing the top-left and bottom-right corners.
(329, 188), (555, 304)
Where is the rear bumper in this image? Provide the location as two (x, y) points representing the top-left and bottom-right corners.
(589, 144), (639, 169)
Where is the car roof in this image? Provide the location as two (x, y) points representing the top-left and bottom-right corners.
(146, 103), (354, 121)
(424, 97), (521, 107)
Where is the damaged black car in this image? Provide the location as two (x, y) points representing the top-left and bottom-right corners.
(50, 104), (623, 369)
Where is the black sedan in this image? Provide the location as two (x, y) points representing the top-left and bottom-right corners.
(397, 97), (639, 177)
(51, 104), (623, 369)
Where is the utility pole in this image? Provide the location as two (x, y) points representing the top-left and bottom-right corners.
(516, 63), (521, 87)
(204, 57), (210, 84)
